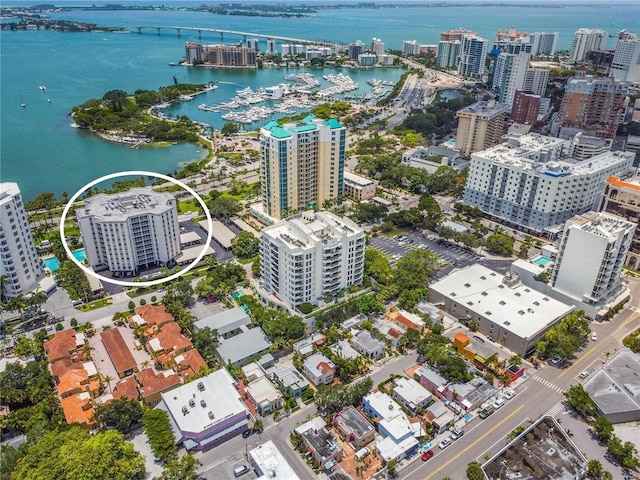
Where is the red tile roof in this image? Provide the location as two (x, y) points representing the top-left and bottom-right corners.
(318, 361), (335, 375)
(155, 322), (193, 354)
(44, 329), (82, 363)
(134, 304), (174, 327)
(136, 368), (180, 399)
(395, 314), (420, 330)
(100, 328), (137, 375)
(60, 393), (95, 427)
(177, 349), (208, 379)
(388, 328), (402, 339)
(51, 358), (76, 379)
(113, 376), (140, 401)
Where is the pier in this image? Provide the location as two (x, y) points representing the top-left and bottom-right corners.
(129, 25), (332, 46)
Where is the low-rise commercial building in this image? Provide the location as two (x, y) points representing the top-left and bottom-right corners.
(343, 171), (376, 201)
(246, 377), (282, 416)
(295, 417), (343, 469)
(429, 264), (574, 355)
(216, 327), (272, 369)
(250, 440), (301, 480)
(158, 369), (249, 451)
(193, 307), (251, 336)
(583, 348), (640, 424)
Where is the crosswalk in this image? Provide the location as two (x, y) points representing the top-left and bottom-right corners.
(530, 374), (565, 394)
(546, 401), (566, 417)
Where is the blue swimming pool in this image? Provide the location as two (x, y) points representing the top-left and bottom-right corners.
(533, 256), (552, 266)
(43, 249), (86, 272)
(230, 291), (243, 299)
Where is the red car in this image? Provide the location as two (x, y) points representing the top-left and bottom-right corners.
(421, 450), (434, 461)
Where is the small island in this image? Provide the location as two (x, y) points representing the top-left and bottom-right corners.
(70, 84), (210, 146)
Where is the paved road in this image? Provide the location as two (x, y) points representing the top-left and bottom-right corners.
(196, 353), (419, 479)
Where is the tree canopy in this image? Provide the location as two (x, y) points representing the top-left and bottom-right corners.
(231, 231), (259, 259)
(10, 427), (145, 480)
(92, 398), (144, 433)
(142, 409), (177, 460)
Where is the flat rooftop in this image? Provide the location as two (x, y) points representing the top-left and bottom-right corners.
(250, 440), (300, 480)
(160, 369), (247, 435)
(344, 170), (375, 186)
(77, 187), (176, 221)
(334, 406), (373, 438)
(216, 327), (272, 365)
(483, 416), (587, 480)
(566, 211), (635, 239)
(194, 307), (251, 336)
(430, 264), (574, 339)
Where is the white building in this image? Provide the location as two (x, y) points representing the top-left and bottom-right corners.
(611, 33), (640, 83)
(358, 53), (377, 66)
(250, 440), (300, 480)
(260, 116), (346, 220)
(522, 68), (549, 97)
(402, 40), (420, 56)
(551, 211), (634, 308)
(259, 211), (365, 307)
(77, 188), (180, 274)
(246, 38), (259, 51)
(370, 37), (385, 56)
(281, 44), (292, 56)
(458, 34), (488, 78)
(437, 40), (461, 68)
(528, 31), (559, 56)
(569, 28), (607, 64)
(392, 377), (432, 414)
(0, 183), (45, 296)
(266, 38), (277, 54)
(157, 369), (248, 451)
(429, 264), (575, 355)
(492, 52), (531, 107)
(462, 134), (635, 233)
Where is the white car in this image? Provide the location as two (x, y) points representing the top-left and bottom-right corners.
(579, 371), (589, 379)
(438, 438), (452, 450)
(492, 398), (505, 410)
(504, 389), (516, 400)
(591, 331), (597, 341)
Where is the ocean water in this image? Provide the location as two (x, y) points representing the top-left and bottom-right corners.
(1, 2), (638, 201)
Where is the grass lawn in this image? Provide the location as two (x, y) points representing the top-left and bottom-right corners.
(77, 298), (113, 312)
(178, 199), (202, 214)
(380, 227), (413, 238)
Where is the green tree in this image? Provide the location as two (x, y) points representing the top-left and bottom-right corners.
(93, 398), (144, 433)
(190, 327), (219, 368)
(10, 427), (145, 480)
(154, 454), (201, 480)
(606, 435), (639, 469)
(466, 461), (484, 480)
(143, 409), (177, 460)
(231, 231), (259, 259)
(253, 419), (264, 432)
(587, 459), (604, 479)
(163, 279), (194, 307)
(207, 196), (241, 219)
(484, 233), (515, 255)
(591, 417), (614, 442)
(357, 294), (384, 316)
(0, 445), (19, 478)
(386, 458), (398, 477)
(564, 384), (596, 417)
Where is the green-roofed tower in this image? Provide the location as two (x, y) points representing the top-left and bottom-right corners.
(259, 116), (346, 219)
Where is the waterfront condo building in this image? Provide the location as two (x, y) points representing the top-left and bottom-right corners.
(455, 100), (510, 156)
(611, 32), (640, 83)
(77, 187), (180, 274)
(551, 211), (634, 309)
(598, 171), (640, 270)
(528, 32), (559, 56)
(522, 68), (549, 97)
(259, 211), (365, 308)
(0, 182), (44, 296)
(185, 42), (257, 67)
(458, 34), (488, 78)
(402, 40), (420, 56)
(492, 51), (531, 107)
(259, 116), (346, 220)
(569, 28), (608, 64)
(558, 68), (629, 135)
(437, 29), (476, 69)
(462, 133), (635, 234)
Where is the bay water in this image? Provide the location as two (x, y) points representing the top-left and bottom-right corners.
(1, 1), (637, 201)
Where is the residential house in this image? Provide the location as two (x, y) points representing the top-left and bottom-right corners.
(174, 349), (207, 379)
(56, 361), (101, 399)
(130, 304), (174, 333)
(392, 377), (432, 414)
(303, 352), (336, 386)
(385, 307), (425, 333)
(270, 366), (309, 398)
(295, 417), (343, 469)
(147, 321), (194, 370)
(330, 340), (360, 360)
(44, 329), (87, 364)
(425, 402), (454, 433)
(333, 406), (375, 450)
(60, 392), (95, 428)
(350, 330), (385, 360)
(416, 366), (448, 395)
(216, 327), (272, 369)
(241, 362), (266, 383)
(113, 376), (139, 401)
(246, 377), (283, 416)
(136, 368), (181, 407)
(100, 328), (138, 378)
(293, 333), (326, 357)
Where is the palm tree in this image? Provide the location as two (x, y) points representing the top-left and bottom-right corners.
(8, 294), (26, 319)
(141, 360), (150, 370)
(29, 290), (48, 314)
(0, 275), (8, 302)
(102, 375), (113, 393)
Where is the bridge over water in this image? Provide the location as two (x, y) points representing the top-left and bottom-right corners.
(129, 26), (333, 46)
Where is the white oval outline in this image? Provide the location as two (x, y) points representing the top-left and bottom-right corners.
(59, 171), (213, 288)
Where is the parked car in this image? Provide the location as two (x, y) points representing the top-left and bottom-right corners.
(550, 355), (564, 366)
(451, 428), (465, 441)
(438, 438), (452, 450)
(579, 371), (589, 379)
(241, 429), (253, 439)
(479, 405), (495, 419)
(504, 389), (516, 400)
(591, 331), (597, 341)
(421, 450), (434, 461)
(492, 398), (505, 410)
